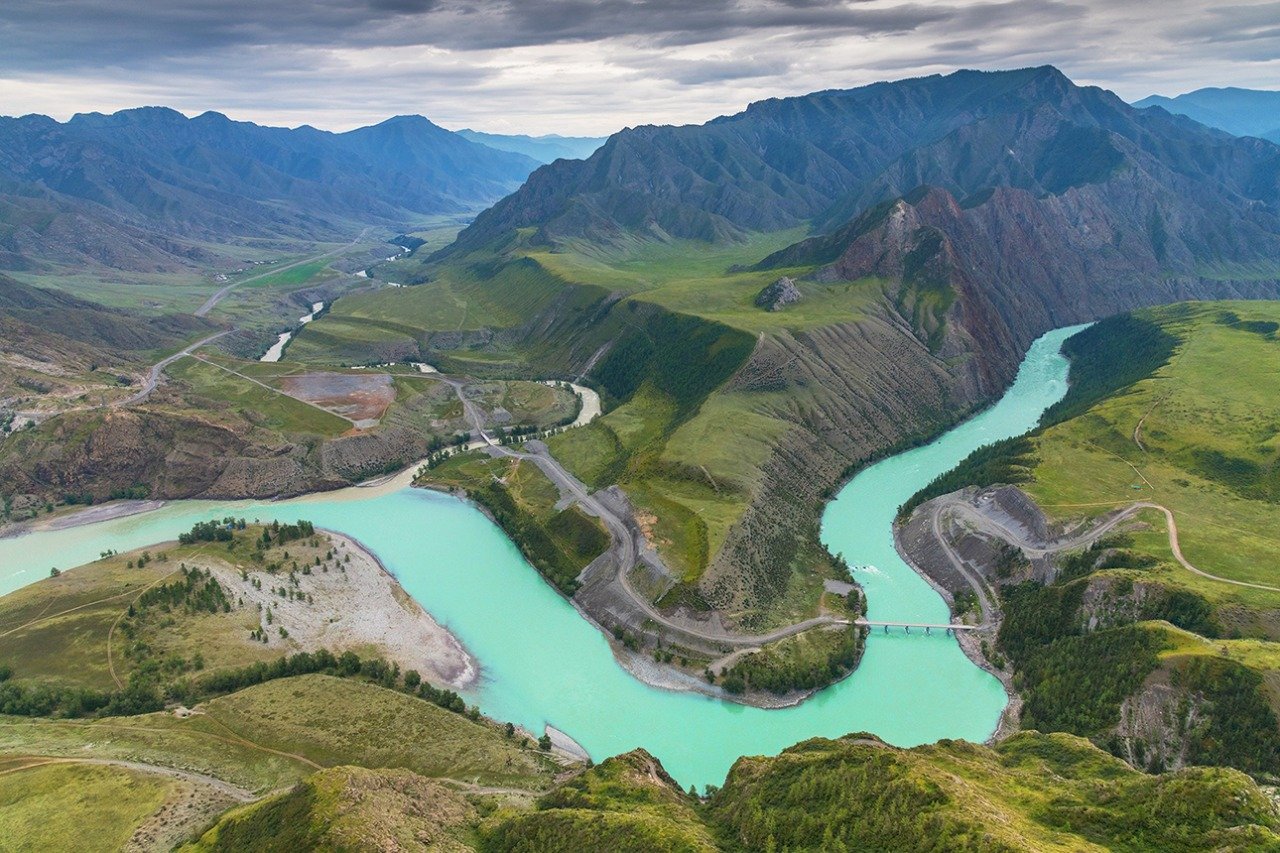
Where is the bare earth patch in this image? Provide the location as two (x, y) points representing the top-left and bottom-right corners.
(208, 531), (477, 689)
(279, 372), (395, 428)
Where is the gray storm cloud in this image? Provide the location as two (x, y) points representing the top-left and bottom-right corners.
(0, 0), (1276, 134)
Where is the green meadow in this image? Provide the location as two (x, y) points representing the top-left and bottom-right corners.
(1026, 302), (1280, 598)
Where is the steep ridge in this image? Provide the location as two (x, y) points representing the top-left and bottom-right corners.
(446, 66), (1280, 255)
(398, 66), (1280, 637)
(0, 109), (537, 274)
(0, 274), (210, 352)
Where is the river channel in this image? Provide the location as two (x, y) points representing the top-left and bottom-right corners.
(0, 325), (1084, 786)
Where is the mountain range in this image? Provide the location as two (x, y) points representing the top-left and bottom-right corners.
(420, 65), (1280, 622)
(0, 109), (538, 274)
(455, 129), (607, 163)
(1135, 87), (1280, 142)
(450, 67), (1280, 258)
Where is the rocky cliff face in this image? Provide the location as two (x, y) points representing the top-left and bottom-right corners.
(754, 277), (801, 311)
(700, 188), (1280, 614)
(767, 184), (1280, 368)
(700, 308), (992, 610)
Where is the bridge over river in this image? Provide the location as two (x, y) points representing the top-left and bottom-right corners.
(851, 618), (982, 635)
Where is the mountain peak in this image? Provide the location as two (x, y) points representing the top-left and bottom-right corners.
(70, 106), (190, 127)
(374, 114), (444, 131)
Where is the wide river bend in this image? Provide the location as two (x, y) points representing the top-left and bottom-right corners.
(0, 325), (1083, 787)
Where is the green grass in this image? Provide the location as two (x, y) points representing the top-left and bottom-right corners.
(708, 731), (1280, 852)
(203, 675), (555, 789)
(0, 672), (557, 795)
(0, 712), (308, 793)
(527, 230), (882, 334)
(418, 454), (609, 594)
(185, 765), (480, 852)
(235, 259), (335, 291)
(166, 357), (351, 436)
(0, 530), (384, 695)
(0, 760), (174, 852)
(8, 269), (218, 314)
(296, 256), (570, 357)
(281, 227), (881, 625)
(1025, 301), (1280, 601)
(0, 551), (178, 691)
(480, 750), (718, 853)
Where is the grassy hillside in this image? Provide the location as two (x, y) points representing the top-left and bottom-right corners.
(0, 334), (579, 511)
(292, 221), (958, 654)
(0, 760), (186, 853)
(1026, 302), (1280, 598)
(0, 674), (556, 850)
(188, 731), (1280, 852)
(708, 731), (1280, 852)
(0, 528), (355, 694)
(201, 675), (555, 789)
(6, 667), (1279, 850)
(418, 454), (608, 594)
(480, 750), (720, 852)
(913, 301), (1280, 776)
(184, 765), (481, 852)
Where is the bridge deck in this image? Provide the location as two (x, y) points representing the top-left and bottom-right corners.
(853, 618), (982, 632)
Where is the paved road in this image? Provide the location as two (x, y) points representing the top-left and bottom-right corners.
(114, 330), (232, 407)
(10, 329), (230, 424)
(442, 376), (844, 648)
(193, 228), (371, 318)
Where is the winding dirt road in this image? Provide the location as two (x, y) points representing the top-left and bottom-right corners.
(0, 755), (256, 801)
(927, 494), (1280, 598)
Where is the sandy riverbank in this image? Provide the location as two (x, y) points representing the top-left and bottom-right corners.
(205, 529), (478, 690)
(0, 499), (169, 539)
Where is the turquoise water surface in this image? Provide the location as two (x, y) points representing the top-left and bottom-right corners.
(0, 325), (1083, 787)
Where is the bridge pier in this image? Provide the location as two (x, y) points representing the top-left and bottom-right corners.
(925, 626), (931, 635)
(904, 625), (909, 634)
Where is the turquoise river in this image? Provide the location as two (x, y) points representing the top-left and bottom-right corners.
(0, 325), (1084, 787)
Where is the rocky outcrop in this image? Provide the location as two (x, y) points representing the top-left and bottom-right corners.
(754, 277), (802, 311)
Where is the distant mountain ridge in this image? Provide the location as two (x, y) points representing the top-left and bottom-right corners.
(456, 129), (607, 163)
(1134, 88), (1280, 142)
(446, 67), (1280, 258)
(0, 108), (538, 274)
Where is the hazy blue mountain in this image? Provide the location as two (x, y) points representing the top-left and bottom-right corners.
(456, 129), (607, 163)
(0, 109), (538, 273)
(1134, 88), (1280, 142)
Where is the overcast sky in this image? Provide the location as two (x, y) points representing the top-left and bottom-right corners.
(1, 0), (1277, 136)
